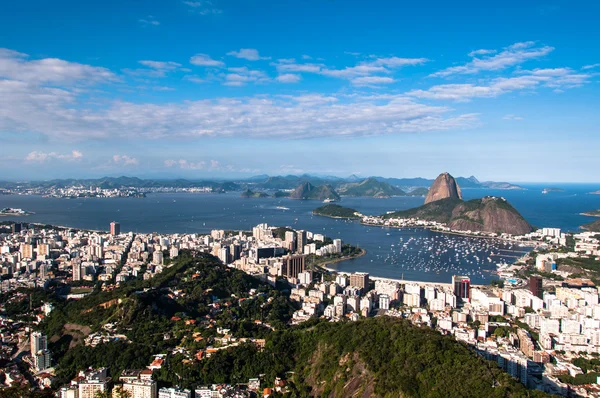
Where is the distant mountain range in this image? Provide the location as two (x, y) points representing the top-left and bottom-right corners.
(0, 174), (525, 192)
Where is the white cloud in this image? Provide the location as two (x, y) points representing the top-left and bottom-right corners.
(468, 49), (496, 57)
(0, 48), (116, 84)
(1, 83), (478, 141)
(351, 76), (395, 86)
(112, 155), (139, 166)
(275, 62), (323, 73)
(226, 48), (270, 61)
(183, 1), (222, 15)
(409, 67), (590, 101)
(190, 54), (224, 67)
(223, 67), (270, 86)
(139, 15), (160, 26)
(367, 57), (428, 68)
(431, 41), (554, 77)
(276, 74), (301, 83)
(25, 150), (83, 163)
(139, 60), (181, 70)
(582, 63), (600, 70)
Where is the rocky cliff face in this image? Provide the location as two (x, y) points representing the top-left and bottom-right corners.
(448, 196), (533, 235)
(424, 172), (463, 204)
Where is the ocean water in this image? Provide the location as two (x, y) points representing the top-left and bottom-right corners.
(1, 183), (599, 284)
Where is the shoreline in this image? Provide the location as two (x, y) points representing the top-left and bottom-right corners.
(580, 212), (600, 217)
(314, 248), (367, 270)
(312, 212), (360, 220)
(360, 220), (539, 247)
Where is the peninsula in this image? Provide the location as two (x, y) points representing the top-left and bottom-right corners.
(581, 209), (600, 217)
(380, 173), (533, 236)
(313, 204), (361, 219)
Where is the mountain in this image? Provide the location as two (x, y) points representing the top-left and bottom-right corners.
(407, 187), (429, 196)
(424, 172), (462, 204)
(240, 189), (269, 198)
(582, 219), (600, 232)
(288, 182), (340, 201)
(337, 178), (406, 197)
(384, 196), (533, 235)
(455, 175), (480, 188)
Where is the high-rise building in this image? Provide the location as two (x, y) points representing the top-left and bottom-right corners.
(281, 255), (305, 278)
(296, 230), (306, 254)
(30, 331), (51, 371)
(39, 264), (48, 280)
(218, 246), (230, 264)
(379, 294), (390, 310)
(11, 223), (22, 234)
(452, 275), (471, 303)
(529, 276), (543, 299)
(230, 243), (241, 261)
(31, 331), (47, 354)
(72, 259), (82, 281)
(284, 231), (296, 252)
(20, 243), (34, 259)
(350, 272), (369, 291)
(76, 368), (110, 398)
(153, 250), (164, 265)
(333, 239), (342, 253)
(37, 243), (50, 257)
(110, 221), (120, 236)
(122, 379), (158, 398)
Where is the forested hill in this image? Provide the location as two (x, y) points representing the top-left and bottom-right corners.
(26, 252), (548, 396)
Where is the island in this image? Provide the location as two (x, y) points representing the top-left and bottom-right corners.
(313, 204), (361, 219)
(542, 187), (565, 194)
(0, 207), (33, 216)
(239, 188), (269, 198)
(581, 209), (600, 217)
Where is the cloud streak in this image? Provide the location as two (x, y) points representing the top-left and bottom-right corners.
(430, 42), (554, 77)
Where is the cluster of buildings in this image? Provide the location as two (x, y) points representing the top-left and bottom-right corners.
(58, 366), (284, 398)
(3, 219), (600, 396)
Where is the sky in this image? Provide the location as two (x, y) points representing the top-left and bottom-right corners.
(0, 0), (599, 182)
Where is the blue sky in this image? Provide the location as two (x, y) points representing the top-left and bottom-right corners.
(1, 0), (599, 182)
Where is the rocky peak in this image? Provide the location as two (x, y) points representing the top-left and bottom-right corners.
(424, 172), (463, 204)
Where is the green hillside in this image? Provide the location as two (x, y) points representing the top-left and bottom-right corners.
(338, 178), (406, 197)
(313, 204), (360, 219)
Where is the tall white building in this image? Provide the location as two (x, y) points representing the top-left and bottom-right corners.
(122, 379), (158, 398)
(379, 294), (390, 310)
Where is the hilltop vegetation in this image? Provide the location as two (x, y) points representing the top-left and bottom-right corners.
(337, 178), (406, 197)
(289, 182), (340, 201)
(313, 204), (360, 219)
(583, 219), (600, 232)
(155, 317), (549, 397)
(6, 252), (551, 396)
(36, 252), (296, 385)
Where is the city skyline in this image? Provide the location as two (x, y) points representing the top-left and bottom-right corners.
(1, 0), (599, 182)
